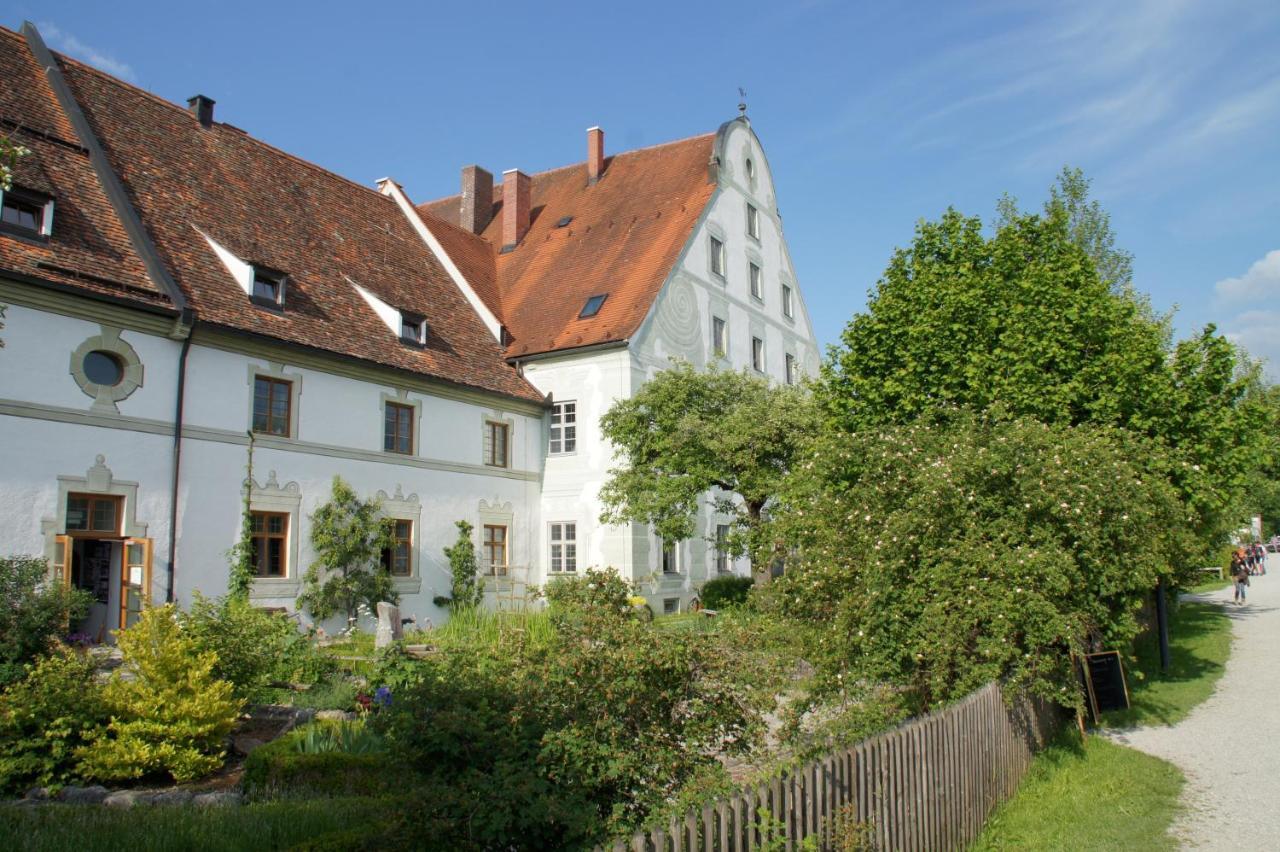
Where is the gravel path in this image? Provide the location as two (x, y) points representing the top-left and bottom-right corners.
(1104, 555), (1279, 849)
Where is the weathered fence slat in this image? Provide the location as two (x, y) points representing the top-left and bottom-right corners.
(604, 682), (1059, 852)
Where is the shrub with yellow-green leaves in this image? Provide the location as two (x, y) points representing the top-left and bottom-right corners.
(76, 605), (242, 783)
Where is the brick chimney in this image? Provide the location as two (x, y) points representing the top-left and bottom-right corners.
(587, 126), (605, 184)
(460, 165), (493, 234)
(501, 169), (531, 251)
(187, 94), (215, 127)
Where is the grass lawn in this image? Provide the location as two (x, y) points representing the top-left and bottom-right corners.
(1102, 600), (1232, 728)
(972, 729), (1184, 851)
(0, 796), (397, 852)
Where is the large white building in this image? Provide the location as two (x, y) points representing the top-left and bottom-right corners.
(0, 22), (817, 635)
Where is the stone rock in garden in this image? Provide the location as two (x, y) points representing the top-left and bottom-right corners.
(103, 791), (138, 809)
(315, 709), (356, 721)
(23, 787), (50, 801)
(375, 601), (402, 648)
(193, 791), (241, 807)
(149, 789), (194, 806)
(232, 735), (265, 756)
(58, 785), (110, 804)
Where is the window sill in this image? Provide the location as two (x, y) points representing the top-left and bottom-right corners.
(249, 295), (285, 313)
(382, 448), (415, 458)
(249, 578), (301, 599)
(391, 577), (422, 595)
(548, 451), (578, 458)
(0, 223), (49, 244)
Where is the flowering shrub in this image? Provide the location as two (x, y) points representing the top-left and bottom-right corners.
(774, 408), (1194, 711)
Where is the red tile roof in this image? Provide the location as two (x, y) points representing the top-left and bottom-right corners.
(0, 29), (166, 309)
(419, 133), (717, 358)
(0, 26), (543, 405)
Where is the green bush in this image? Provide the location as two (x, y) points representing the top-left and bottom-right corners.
(291, 720), (384, 755)
(374, 571), (763, 849)
(0, 555), (91, 687)
(0, 645), (106, 793)
(182, 593), (334, 702)
(242, 727), (394, 800)
(76, 605), (242, 783)
(700, 575), (753, 610)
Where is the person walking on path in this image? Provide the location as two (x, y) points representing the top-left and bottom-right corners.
(1235, 551), (1251, 604)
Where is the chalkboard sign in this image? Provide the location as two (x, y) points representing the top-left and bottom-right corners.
(1078, 651), (1130, 724)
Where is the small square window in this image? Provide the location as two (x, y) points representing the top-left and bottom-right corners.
(752, 337), (765, 373)
(785, 353), (798, 385)
(749, 263), (763, 300)
(712, 316), (727, 357)
(782, 284), (794, 319)
(746, 204), (760, 239)
(251, 268), (285, 309)
(710, 236), (725, 278)
(0, 187), (52, 238)
(663, 598), (679, 615)
(400, 313), (426, 346)
(580, 294), (608, 318)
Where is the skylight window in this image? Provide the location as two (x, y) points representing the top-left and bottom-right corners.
(250, 267), (286, 309)
(556, 215), (574, 228)
(400, 312), (427, 346)
(579, 294), (607, 318)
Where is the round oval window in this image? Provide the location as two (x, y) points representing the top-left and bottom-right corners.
(83, 350), (124, 386)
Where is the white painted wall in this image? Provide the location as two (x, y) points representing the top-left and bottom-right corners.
(0, 298), (546, 631)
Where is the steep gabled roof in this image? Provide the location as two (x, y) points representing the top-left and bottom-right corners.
(419, 133), (717, 359)
(0, 28), (166, 310)
(0, 25), (543, 405)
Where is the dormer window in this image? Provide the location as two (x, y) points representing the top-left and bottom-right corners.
(579, 294), (608, 318)
(250, 267), (285, 309)
(0, 186), (53, 239)
(400, 312), (427, 346)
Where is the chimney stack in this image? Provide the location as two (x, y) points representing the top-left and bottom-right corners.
(460, 165), (494, 234)
(501, 169), (531, 251)
(187, 94), (215, 127)
(587, 126), (605, 184)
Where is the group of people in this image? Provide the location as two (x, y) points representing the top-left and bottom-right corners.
(1231, 542), (1269, 605)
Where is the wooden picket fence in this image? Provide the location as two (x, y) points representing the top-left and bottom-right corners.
(604, 682), (1061, 852)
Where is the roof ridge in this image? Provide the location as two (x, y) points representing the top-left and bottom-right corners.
(26, 27), (398, 209)
(417, 130), (716, 210)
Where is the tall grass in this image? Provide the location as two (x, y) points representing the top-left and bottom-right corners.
(422, 606), (557, 650)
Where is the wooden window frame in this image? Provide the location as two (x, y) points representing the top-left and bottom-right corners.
(782, 283), (794, 319)
(64, 493), (124, 538)
(746, 203), (760, 240)
(751, 336), (765, 373)
(381, 518), (413, 578)
(749, 262), (763, 301)
(250, 267), (286, 310)
(549, 401), (577, 455)
(712, 316), (728, 357)
(0, 186), (53, 239)
(250, 511), (290, 578)
(483, 524), (508, 576)
(710, 235), (725, 278)
(661, 539), (679, 574)
(484, 420), (510, 468)
(253, 375), (293, 437)
(384, 401), (415, 455)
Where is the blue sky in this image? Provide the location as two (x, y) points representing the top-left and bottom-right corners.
(11, 1), (1280, 375)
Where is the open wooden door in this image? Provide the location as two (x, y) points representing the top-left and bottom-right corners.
(120, 538), (152, 630)
(54, 534), (72, 586)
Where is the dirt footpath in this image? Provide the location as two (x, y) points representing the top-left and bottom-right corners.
(1105, 556), (1279, 849)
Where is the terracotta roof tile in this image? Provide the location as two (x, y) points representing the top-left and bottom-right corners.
(0, 27), (544, 404)
(0, 29), (167, 309)
(419, 133), (716, 358)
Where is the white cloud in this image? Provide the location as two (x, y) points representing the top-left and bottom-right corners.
(37, 22), (136, 83)
(1214, 250), (1280, 302)
(1221, 309), (1280, 380)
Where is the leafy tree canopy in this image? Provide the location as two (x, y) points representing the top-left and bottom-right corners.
(299, 476), (395, 623)
(599, 362), (816, 582)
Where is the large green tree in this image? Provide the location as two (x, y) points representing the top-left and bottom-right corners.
(821, 174), (1261, 555)
(599, 362), (816, 584)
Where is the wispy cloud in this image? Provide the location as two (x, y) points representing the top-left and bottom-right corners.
(37, 22), (136, 83)
(1215, 250), (1280, 303)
